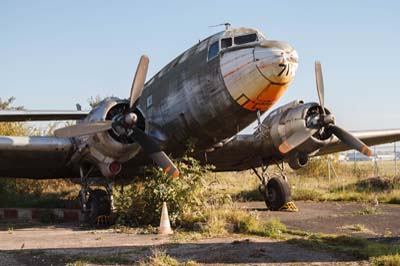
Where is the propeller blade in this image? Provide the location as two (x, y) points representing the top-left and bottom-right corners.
(330, 124), (373, 157)
(130, 127), (179, 177)
(129, 55), (149, 109)
(278, 129), (318, 154)
(54, 121), (113, 138)
(315, 61), (325, 114)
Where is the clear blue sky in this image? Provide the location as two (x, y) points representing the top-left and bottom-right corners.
(1, 0), (399, 131)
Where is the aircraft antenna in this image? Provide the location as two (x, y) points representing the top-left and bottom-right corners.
(209, 22), (231, 30)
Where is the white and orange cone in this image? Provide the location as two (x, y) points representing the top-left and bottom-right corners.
(158, 201), (173, 235)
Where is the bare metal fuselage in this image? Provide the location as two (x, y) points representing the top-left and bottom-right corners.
(0, 27), (298, 179)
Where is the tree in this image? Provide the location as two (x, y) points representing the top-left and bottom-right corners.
(0, 97), (26, 136)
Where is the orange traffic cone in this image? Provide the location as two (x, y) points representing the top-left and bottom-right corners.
(158, 201), (173, 235)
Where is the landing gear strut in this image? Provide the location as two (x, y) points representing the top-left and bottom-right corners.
(252, 161), (294, 211)
(79, 166), (114, 225)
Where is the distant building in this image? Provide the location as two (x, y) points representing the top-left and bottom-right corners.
(345, 152), (372, 162)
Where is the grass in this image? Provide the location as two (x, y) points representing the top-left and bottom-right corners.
(342, 224), (366, 232)
(351, 207), (379, 216)
(195, 206), (287, 238)
(371, 254), (400, 266)
(341, 224), (376, 235)
(287, 233), (400, 259)
(292, 188), (324, 201)
(137, 248), (198, 266)
(0, 178), (80, 209)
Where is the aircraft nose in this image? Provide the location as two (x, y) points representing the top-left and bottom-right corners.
(254, 40), (298, 84)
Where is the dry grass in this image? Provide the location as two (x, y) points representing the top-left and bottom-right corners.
(371, 254), (400, 266)
(216, 160), (400, 205)
(137, 248), (198, 266)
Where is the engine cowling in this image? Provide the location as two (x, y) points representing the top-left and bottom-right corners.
(74, 98), (146, 176)
(258, 100), (332, 169)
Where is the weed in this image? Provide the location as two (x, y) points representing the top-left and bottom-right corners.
(137, 248), (198, 266)
(352, 207), (379, 216)
(342, 224), (366, 232)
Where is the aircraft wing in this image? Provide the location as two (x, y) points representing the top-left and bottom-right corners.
(0, 110), (89, 122)
(317, 129), (400, 156)
(0, 136), (76, 178)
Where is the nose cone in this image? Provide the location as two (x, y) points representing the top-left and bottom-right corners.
(255, 40), (298, 84)
(220, 40), (298, 112)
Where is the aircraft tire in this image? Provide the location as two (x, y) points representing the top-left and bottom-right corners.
(87, 189), (111, 224)
(263, 177), (291, 211)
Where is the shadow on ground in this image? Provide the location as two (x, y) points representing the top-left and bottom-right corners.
(2, 238), (364, 266)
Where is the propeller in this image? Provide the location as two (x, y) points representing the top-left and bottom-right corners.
(54, 55), (179, 177)
(278, 61), (373, 157)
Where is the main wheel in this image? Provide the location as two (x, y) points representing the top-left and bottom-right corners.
(262, 177), (291, 211)
(86, 189), (111, 224)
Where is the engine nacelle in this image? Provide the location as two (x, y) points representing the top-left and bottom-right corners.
(76, 98), (146, 171)
(258, 100), (331, 168)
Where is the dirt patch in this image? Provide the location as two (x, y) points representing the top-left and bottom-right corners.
(1, 201), (399, 265)
(241, 201), (400, 241)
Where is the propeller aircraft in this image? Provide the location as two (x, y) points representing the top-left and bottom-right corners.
(1, 27), (399, 221)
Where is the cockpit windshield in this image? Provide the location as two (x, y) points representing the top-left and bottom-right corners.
(234, 33), (258, 45)
(220, 28), (266, 50)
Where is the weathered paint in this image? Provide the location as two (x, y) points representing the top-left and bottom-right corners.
(221, 37), (298, 111)
(0, 27), (298, 179)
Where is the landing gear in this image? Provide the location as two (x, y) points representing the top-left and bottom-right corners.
(262, 176), (291, 210)
(79, 166), (114, 225)
(87, 189), (112, 224)
(252, 161), (295, 211)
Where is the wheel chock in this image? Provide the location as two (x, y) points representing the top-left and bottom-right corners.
(279, 201), (298, 212)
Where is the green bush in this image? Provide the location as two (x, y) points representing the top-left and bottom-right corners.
(114, 156), (231, 227)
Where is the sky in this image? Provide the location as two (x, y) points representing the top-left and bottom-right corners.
(1, 0), (400, 132)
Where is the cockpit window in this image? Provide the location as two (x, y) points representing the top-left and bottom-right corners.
(234, 33), (258, 45)
(208, 41), (219, 60)
(221, 38), (232, 49)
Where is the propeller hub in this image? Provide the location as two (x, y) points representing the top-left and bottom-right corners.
(124, 113), (138, 126)
(323, 114), (335, 125)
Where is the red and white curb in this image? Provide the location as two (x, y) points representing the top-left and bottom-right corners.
(0, 208), (84, 222)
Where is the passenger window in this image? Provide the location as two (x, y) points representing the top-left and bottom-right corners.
(208, 41), (219, 60)
(221, 38), (232, 49)
(234, 33), (258, 45)
(146, 95), (153, 108)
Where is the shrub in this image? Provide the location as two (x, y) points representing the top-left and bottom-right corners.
(114, 156), (231, 227)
